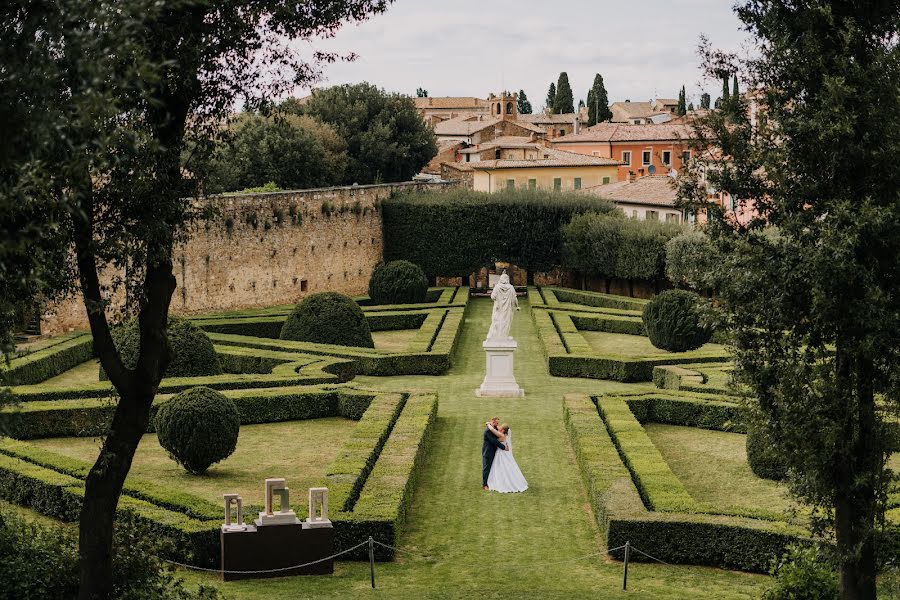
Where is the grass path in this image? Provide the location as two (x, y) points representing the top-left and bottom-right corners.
(183, 298), (768, 599)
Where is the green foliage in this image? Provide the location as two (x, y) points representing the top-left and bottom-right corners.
(1, 333), (93, 386)
(553, 72), (575, 114)
(562, 213), (684, 282)
(700, 93), (711, 110)
(383, 188), (618, 277)
(200, 113), (348, 194)
(586, 73), (612, 126)
(299, 83), (437, 185)
(642, 290), (712, 352)
(678, 3), (900, 591)
(746, 422), (789, 481)
(415, 87), (427, 98)
(665, 230), (720, 291)
(517, 89), (532, 114)
(677, 85), (687, 116)
(546, 82), (556, 113)
(368, 261), (428, 305)
(154, 387), (239, 475)
(104, 317), (222, 380)
(763, 544), (838, 600)
(280, 292), (374, 348)
(0, 509), (219, 600)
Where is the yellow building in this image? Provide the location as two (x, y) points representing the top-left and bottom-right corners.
(468, 147), (620, 193)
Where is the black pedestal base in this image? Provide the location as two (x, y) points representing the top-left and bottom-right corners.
(220, 522), (334, 581)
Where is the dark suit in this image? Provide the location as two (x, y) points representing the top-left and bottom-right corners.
(482, 427), (506, 487)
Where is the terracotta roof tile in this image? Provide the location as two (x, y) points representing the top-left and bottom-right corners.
(550, 123), (695, 144)
(580, 175), (678, 207)
(415, 96), (490, 110)
(517, 112), (583, 124)
(466, 148), (620, 170)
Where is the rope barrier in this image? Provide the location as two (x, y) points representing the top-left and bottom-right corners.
(164, 540), (369, 574)
(630, 546), (676, 567)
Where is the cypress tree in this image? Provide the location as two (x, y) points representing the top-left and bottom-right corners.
(517, 89), (532, 114)
(722, 76), (730, 100)
(553, 72), (575, 114)
(700, 92), (711, 109)
(587, 73), (612, 126)
(732, 74), (739, 98)
(676, 86), (687, 116)
(546, 82), (556, 113)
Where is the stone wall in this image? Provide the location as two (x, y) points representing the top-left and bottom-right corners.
(41, 181), (456, 335)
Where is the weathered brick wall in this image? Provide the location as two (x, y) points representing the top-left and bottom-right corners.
(41, 181), (456, 335)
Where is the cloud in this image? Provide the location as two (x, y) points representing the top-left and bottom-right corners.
(294, 0), (748, 106)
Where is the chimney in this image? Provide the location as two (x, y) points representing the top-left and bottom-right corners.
(628, 171), (636, 183)
(574, 115), (580, 135)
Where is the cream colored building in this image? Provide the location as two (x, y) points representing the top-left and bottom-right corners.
(468, 147), (620, 193)
(579, 174), (683, 222)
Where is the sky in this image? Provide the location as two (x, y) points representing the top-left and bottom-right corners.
(295, 0), (751, 108)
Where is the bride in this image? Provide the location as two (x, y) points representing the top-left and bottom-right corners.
(486, 422), (528, 493)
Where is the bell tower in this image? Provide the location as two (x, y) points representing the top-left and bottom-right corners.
(492, 91), (517, 121)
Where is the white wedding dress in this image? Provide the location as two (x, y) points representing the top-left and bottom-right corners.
(487, 430), (528, 493)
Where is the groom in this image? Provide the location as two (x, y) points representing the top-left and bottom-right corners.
(482, 416), (507, 490)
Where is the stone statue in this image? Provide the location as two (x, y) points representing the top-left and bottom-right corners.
(486, 272), (519, 341)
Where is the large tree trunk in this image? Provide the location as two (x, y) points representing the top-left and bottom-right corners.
(834, 348), (878, 600)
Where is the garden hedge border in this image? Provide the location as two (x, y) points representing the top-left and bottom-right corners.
(0, 386), (437, 565)
(530, 291), (730, 382)
(652, 363), (739, 396)
(564, 393), (803, 573)
(1, 333), (94, 386)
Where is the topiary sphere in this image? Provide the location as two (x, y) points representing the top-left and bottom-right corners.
(280, 291), (374, 348)
(154, 386), (240, 475)
(746, 424), (789, 481)
(367, 260), (429, 305)
(101, 317), (222, 380)
(642, 289), (713, 352)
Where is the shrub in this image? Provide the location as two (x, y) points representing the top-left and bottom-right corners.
(762, 544), (838, 600)
(642, 289), (712, 352)
(368, 261), (428, 305)
(382, 188), (618, 277)
(746, 422), (789, 481)
(0, 509), (219, 600)
(154, 387), (239, 475)
(665, 231), (720, 291)
(103, 317), (222, 380)
(280, 292), (374, 348)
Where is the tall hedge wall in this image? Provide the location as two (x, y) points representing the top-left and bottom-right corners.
(382, 189), (618, 277)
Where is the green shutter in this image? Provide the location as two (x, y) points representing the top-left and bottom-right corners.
(574, 177), (582, 190)
(553, 178), (562, 191)
(528, 179), (537, 190)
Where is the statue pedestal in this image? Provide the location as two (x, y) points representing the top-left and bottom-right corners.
(476, 338), (524, 397)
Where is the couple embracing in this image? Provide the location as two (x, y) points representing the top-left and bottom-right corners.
(481, 417), (528, 493)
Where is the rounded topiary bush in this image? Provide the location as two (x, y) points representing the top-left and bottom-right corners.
(368, 260), (428, 305)
(746, 423), (789, 481)
(642, 289), (713, 352)
(154, 386), (239, 474)
(280, 291), (374, 348)
(101, 316), (222, 380)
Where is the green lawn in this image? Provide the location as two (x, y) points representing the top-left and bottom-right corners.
(41, 358), (101, 387)
(371, 329), (419, 353)
(581, 330), (727, 357)
(645, 424), (798, 521)
(178, 298), (769, 599)
(31, 418), (355, 509)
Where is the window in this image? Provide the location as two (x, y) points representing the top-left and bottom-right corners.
(553, 178), (562, 191)
(592, 151), (601, 156)
(300, 279), (308, 292)
(681, 150), (691, 165)
(632, 210), (638, 218)
(602, 176), (611, 185)
(528, 179), (537, 190)
(559, 129), (565, 136)
(662, 151), (672, 166)
(574, 177), (582, 190)
(506, 179), (515, 191)
(621, 151), (632, 165)
(642, 150), (652, 166)
(665, 213), (680, 224)
(507, 153), (515, 159)
(646, 210), (659, 220)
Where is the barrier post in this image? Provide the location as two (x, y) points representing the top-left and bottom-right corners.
(623, 541), (630, 591)
(369, 536), (376, 589)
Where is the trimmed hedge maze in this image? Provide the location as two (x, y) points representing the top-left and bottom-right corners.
(530, 287), (730, 382)
(564, 390), (805, 573)
(0, 289), (460, 567)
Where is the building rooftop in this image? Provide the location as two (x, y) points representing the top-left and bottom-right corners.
(580, 175), (678, 207)
(415, 96), (490, 110)
(517, 112), (583, 124)
(433, 116), (500, 136)
(550, 122), (695, 144)
(466, 147), (620, 170)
